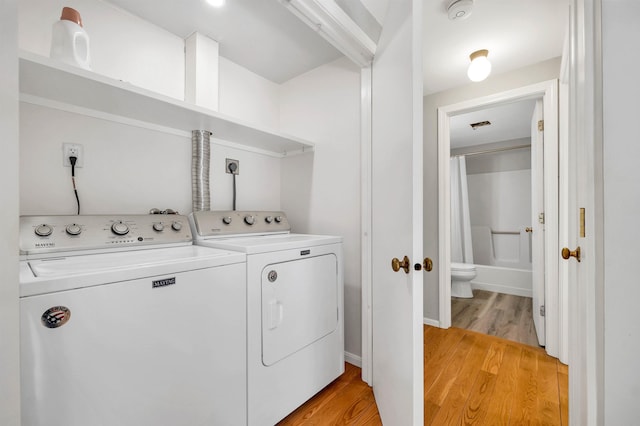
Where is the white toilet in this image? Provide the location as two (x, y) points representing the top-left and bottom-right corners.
(451, 262), (477, 298)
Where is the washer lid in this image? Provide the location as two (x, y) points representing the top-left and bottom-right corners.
(196, 233), (342, 254)
(20, 246), (245, 297)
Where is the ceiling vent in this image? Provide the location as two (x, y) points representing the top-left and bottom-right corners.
(470, 120), (491, 130)
(448, 0), (474, 21)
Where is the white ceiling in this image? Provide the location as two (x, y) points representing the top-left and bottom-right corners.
(449, 99), (537, 149)
(106, 0), (566, 146)
(106, 0), (343, 83)
(106, 0), (568, 92)
(423, 0), (569, 94)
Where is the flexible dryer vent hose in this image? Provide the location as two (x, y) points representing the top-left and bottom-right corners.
(192, 130), (211, 211)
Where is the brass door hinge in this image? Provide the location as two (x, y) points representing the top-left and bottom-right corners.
(538, 120), (544, 131)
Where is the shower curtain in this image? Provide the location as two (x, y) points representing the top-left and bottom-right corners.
(450, 155), (474, 264)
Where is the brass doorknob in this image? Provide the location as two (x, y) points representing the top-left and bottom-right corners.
(525, 227), (533, 233)
(561, 246), (581, 262)
(423, 257), (433, 272)
(391, 256), (410, 274)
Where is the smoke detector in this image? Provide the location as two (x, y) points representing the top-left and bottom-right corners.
(448, 0), (474, 21)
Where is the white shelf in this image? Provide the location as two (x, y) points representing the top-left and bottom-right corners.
(18, 51), (314, 157)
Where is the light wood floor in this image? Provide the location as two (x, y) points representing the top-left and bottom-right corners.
(452, 290), (541, 347)
(278, 326), (568, 426)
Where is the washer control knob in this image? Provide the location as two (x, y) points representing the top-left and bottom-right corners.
(274, 216), (283, 223)
(244, 215), (255, 225)
(222, 216), (232, 225)
(35, 224), (53, 237)
(153, 222), (165, 232)
(65, 224), (82, 236)
(111, 221), (129, 235)
(171, 221), (182, 231)
(265, 216), (273, 224)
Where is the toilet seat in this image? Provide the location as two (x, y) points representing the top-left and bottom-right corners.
(451, 262), (476, 272)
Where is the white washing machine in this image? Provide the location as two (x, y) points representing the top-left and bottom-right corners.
(19, 215), (247, 426)
(189, 210), (344, 426)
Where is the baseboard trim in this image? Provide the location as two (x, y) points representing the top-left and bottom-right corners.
(471, 282), (533, 298)
(423, 317), (440, 327)
(345, 351), (362, 368)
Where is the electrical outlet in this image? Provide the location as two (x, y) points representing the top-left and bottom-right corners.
(63, 143), (84, 167)
(226, 158), (239, 175)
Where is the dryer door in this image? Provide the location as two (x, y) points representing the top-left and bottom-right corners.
(261, 254), (338, 366)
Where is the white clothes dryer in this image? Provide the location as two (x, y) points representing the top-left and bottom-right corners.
(19, 215), (247, 426)
(189, 210), (344, 426)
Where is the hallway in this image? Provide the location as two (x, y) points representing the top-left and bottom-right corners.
(279, 325), (568, 425)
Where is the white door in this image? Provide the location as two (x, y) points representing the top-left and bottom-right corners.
(531, 100), (546, 346)
(567, 0), (601, 419)
(370, 0), (423, 424)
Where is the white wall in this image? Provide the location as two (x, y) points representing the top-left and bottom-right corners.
(602, 1), (640, 422)
(219, 57), (280, 130)
(19, 103), (281, 215)
(423, 57), (561, 321)
(19, 0), (282, 131)
(19, 0), (284, 216)
(19, 0), (184, 99)
(0, 1), (21, 424)
(279, 57), (362, 360)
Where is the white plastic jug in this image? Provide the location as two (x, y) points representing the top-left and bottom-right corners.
(50, 7), (91, 70)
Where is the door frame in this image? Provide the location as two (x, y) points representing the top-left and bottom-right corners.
(531, 98), (546, 347)
(0, 0), (21, 424)
(568, 0), (604, 422)
(436, 80), (562, 358)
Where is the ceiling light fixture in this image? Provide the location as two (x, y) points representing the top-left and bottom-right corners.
(206, 0), (225, 7)
(448, 0), (474, 21)
(467, 49), (491, 82)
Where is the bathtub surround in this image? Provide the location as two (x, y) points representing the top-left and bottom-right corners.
(466, 146), (532, 262)
(464, 145), (533, 297)
(471, 225), (532, 270)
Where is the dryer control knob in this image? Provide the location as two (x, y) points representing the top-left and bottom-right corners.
(153, 222), (165, 232)
(35, 224), (53, 237)
(171, 221), (182, 231)
(244, 215), (255, 225)
(111, 221), (129, 235)
(274, 216), (283, 223)
(265, 216), (273, 224)
(65, 224), (82, 236)
(222, 216), (232, 225)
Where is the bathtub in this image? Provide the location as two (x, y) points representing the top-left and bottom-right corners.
(471, 264), (532, 297)
(470, 225), (533, 297)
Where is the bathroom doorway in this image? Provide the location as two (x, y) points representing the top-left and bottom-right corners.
(449, 98), (539, 347)
(437, 80), (567, 359)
